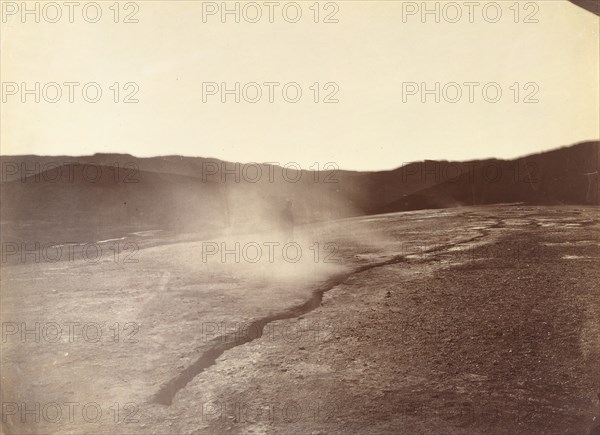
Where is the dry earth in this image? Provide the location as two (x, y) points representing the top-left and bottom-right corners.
(1, 205), (599, 434)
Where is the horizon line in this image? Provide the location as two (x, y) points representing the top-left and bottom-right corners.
(0, 139), (598, 174)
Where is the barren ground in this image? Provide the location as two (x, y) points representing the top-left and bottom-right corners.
(1, 205), (599, 434)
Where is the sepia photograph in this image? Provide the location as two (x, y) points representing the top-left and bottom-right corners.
(0, 1), (599, 434)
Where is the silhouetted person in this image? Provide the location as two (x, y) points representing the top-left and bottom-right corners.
(279, 199), (294, 240)
(584, 172), (598, 205)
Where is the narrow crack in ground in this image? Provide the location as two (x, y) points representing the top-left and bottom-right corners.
(150, 219), (501, 406)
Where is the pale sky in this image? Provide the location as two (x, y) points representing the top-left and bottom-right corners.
(1, 0), (598, 170)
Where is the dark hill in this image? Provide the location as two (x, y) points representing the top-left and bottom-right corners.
(1, 141), (597, 244)
(378, 141), (599, 213)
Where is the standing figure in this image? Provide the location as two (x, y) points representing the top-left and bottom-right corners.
(584, 172), (598, 205)
(280, 199), (294, 240)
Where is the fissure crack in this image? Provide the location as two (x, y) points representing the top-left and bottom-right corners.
(150, 225), (495, 406)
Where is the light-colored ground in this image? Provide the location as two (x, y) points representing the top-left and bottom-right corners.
(1, 205), (599, 434)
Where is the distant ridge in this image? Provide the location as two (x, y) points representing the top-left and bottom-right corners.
(1, 141), (598, 244)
